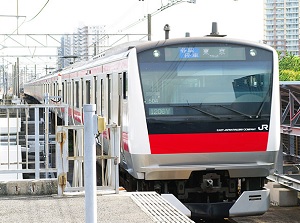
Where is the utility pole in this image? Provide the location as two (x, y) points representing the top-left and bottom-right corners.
(17, 0), (19, 34)
(16, 0), (20, 97)
(147, 14), (151, 41)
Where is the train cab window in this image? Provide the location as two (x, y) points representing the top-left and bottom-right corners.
(138, 43), (273, 119)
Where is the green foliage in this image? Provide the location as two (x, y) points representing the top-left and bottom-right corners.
(278, 51), (300, 81)
(279, 69), (300, 81)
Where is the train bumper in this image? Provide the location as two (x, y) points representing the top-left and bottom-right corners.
(185, 188), (270, 219)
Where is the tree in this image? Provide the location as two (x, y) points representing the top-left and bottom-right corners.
(279, 51), (300, 81)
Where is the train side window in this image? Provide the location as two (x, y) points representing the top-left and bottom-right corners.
(71, 80), (74, 108)
(43, 84), (46, 95)
(53, 83), (55, 97)
(81, 78), (84, 109)
(107, 75), (112, 124)
(56, 83), (59, 97)
(123, 72), (128, 100)
(62, 82), (65, 102)
(86, 80), (91, 104)
(54, 83), (56, 98)
(68, 82), (71, 105)
(75, 81), (79, 108)
(65, 80), (68, 104)
(100, 79), (104, 116)
(94, 76), (97, 108)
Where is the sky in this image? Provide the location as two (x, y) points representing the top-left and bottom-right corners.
(0, 0), (264, 77)
(0, 0), (264, 41)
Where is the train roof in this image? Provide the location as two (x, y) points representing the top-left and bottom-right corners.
(60, 36), (275, 73)
(26, 36), (275, 84)
(134, 36), (275, 53)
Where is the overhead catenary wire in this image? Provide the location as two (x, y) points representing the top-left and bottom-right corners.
(26, 0), (50, 22)
(118, 0), (185, 33)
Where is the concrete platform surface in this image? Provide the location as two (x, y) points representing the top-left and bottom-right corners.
(0, 191), (300, 223)
(233, 205), (300, 223)
(0, 192), (154, 223)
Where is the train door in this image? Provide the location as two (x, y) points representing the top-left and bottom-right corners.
(120, 72), (127, 159)
(107, 72), (122, 125)
(118, 72), (125, 126)
(106, 72), (121, 125)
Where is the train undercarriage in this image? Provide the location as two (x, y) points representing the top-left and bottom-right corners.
(119, 167), (267, 219)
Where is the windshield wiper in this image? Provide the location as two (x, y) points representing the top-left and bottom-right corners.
(171, 103), (221, 120)
(216, 105), (254, 119)
(255, 88), (271, 118)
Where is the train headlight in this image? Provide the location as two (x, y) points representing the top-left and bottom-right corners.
(153, 50), (160, 58)
(249, 49), (257, 57)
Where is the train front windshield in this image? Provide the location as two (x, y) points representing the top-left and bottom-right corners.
(138, 43), (273, 122)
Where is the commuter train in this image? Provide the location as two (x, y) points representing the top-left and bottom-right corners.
(24, 33), (280, 219)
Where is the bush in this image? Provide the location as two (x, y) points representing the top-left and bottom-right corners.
(279, 69), (300, 81)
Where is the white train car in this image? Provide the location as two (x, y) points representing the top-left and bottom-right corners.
(24, 36), (280, 219)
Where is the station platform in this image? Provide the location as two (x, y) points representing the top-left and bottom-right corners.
(0, 190), (299, 223)
(0, 191), (194, 223)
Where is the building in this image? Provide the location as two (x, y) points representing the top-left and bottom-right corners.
(57, 35), (72, 70)
(73, 25), (106, 62)
(57, 25), (106, 69)
(264, 0), (300, 55)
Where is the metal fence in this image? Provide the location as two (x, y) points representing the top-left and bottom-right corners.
(0, 101), (120, 196)
(0, 102), (67, 182)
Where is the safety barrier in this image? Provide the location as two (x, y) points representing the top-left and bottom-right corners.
(0, 100), (120, 196)
(56, 105), (120, 196)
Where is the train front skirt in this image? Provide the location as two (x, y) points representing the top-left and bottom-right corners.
(184, 188), (270, 219)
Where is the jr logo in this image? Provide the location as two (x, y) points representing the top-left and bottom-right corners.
(258, 124), (269, 131)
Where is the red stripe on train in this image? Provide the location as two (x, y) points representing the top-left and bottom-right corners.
(149, 132), (269, 154)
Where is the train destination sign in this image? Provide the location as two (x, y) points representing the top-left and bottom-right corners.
(165, 46), (246, 61)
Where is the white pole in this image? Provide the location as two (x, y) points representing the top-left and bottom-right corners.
(84, 104), (97, 223)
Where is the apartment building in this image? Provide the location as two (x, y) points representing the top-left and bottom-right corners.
(264, 0), (300, 55)
(57, 25), (105, 69)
